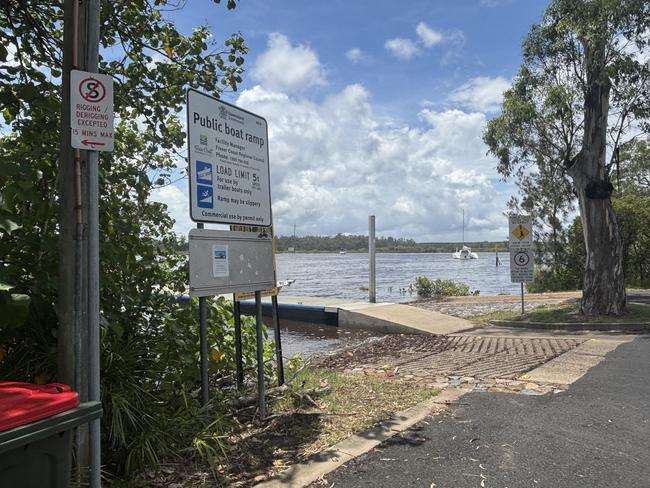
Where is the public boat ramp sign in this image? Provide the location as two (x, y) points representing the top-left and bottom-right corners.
(70, 70), (114, 152)
(186, 89), (272, 226)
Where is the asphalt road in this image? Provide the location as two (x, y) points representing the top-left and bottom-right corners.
(314, 336), (650, 488)
(629, 290), (650, 305)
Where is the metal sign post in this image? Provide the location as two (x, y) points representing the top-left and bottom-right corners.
(254, 291), (266, 418)
(186, 89), (273, 417)
(271, 295), (285, 386)
(508, 215), (534, 314)
(233, 297), (244, 388)
(196, 224), (209, 406)
(63, 1), (112, 484)
(231, 224), (284, 386)
(188, 230), (274, 415)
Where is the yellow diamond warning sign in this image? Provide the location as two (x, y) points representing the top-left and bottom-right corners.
(508, 214), (533, 249)
(512, 224), (529, 240)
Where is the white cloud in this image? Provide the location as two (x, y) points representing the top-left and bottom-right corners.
(385, 24), (464, 63)
(448, 76), (511, 113)
(151, 80), (510, 240)
(252, 33), (326, 92)
(416, 22), (443, 48)
(346, 47), (364, 63)
(150, 184), (192, 236)
(479, 0), (514, 7)
(226, 83), (507, 241)
(384, 38), (420, 60)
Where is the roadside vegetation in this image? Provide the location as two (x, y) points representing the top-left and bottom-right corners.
(122, 361), (439, 486)
(0, 0), (257, 484)
(484, 0), (650, 313)
(414, 277), (478, 298)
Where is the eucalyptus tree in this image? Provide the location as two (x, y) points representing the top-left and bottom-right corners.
(484, 0), (650, 314)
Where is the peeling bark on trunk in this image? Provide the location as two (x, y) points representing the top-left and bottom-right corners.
(567, 43), (626, 315)
(569, 169), (626, 314)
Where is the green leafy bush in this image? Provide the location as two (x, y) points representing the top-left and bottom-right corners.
(526, 268), (581, 293)
(100, 295), (273, 477)
(414, 277), (475, 298)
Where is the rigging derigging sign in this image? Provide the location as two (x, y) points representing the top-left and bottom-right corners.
(186, 89), (271, 226)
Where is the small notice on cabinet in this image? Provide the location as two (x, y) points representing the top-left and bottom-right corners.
(212, 245), (229, 278)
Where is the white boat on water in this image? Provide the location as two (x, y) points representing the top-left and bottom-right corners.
(453, 245), (479, 260)
(277, 279), (295, 290)
(451, 209), (479, 260)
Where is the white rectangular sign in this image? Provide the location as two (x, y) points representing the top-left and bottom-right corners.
(508, 214), (533, 249)
(212, 245), (229, 278)
(510, 248), (534, 283)
(187, 89), (272, 226)
(70, 70), (114, 151)
(509, 214), (534, 283)
(189, 229), (275, 297)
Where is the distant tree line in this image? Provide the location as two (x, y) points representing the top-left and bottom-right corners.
(275, 234), (508, 253)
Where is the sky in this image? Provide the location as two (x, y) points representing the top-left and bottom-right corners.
(151, 0), (550, 242)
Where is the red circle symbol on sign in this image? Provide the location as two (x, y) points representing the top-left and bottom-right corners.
(79, 77), (106, 103)
(514, 251), (530, 266)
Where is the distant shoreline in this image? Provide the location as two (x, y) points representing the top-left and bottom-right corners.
(277, 249), (508, 254)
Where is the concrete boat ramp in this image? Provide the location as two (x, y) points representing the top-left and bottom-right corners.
(239, 295), (475, 335)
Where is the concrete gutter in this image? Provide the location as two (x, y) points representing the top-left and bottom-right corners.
(256, 388), (466, 488)
(489, 319), (650, 332)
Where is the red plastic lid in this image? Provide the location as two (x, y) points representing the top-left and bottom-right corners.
(0, 381), (80, 432)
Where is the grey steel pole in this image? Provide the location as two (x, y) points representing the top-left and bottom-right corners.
(369, 215), (376, 303)
(199, 296), (209, 405)
(521, 283), (525, 314)
(271, 295), (284, 386)
(197, 223), (209, 406)
(233, 296), (243, 388)
(83, 1), (102, 486)
(255, 291), (266, 418)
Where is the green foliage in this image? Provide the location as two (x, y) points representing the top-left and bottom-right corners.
(527, 217), (585, 293)
(614, 194), (650, 287)
(619, 139), (650, 196)
(414, 277), (476, 298)
(484, 0), (650, 311)
(101, 295), (272, 476)
(0, 0), (265, 481)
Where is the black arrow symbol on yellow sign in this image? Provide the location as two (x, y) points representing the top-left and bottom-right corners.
(512, 224), (529, 240)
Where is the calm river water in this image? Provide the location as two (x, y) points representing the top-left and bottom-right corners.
(275, 252), (518, 303)
(269, 252), (519, 358)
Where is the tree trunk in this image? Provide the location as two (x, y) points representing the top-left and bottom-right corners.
(568, 43), (626, 315)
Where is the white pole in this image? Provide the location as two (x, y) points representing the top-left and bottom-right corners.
(369, 215), (376, 303)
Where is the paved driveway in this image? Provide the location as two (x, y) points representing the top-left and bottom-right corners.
(311, 336), (650, 488)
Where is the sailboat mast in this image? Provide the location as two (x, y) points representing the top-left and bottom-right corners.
(462, 209), (465, 246)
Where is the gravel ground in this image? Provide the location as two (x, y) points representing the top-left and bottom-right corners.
(409, 291), (580, 319)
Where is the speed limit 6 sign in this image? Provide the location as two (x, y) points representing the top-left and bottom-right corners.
(510, 248), (534, 283)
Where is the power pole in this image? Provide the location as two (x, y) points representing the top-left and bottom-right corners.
(82, 2), (102, 487)
(59, 1), (102, 485)
(58, 0), (76, 399)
